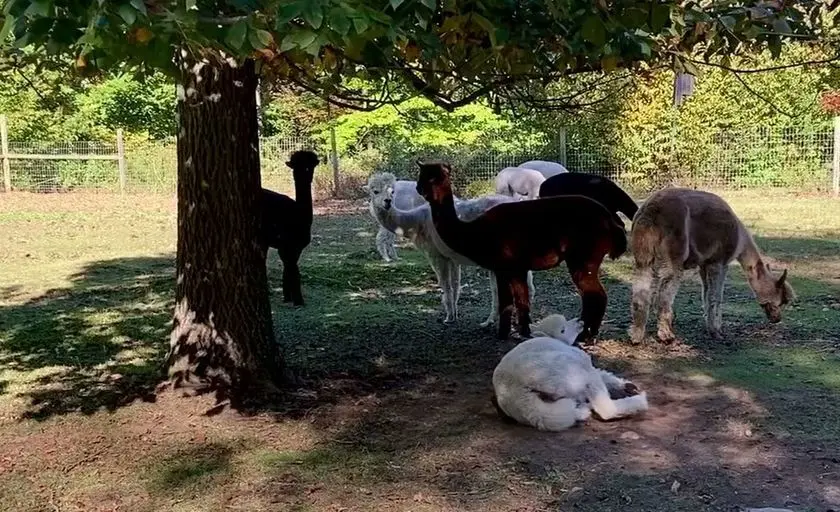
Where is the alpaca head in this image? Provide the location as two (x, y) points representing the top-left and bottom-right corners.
(286, 150), (320, 184)
(531, 314), (584, 345)
(363, 172), (397, 211)
(415, 160), (453, 204)
(750, 263), (795, 323)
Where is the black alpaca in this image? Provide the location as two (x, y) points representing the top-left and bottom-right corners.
(538, 171), (639, 222)
(260, 150), (319, 306)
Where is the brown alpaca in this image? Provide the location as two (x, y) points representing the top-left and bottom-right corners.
(415, 160), (628, 344)
(629, 187), (795, 344)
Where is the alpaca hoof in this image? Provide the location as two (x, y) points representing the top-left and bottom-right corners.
(624, 382), (640, 396)
(628, 327), (645, 345)
(574, 331), (595, 347)
(479, 319), (495, 328)
(443, 316), (456, 325)
(709, 329), (723, 341)
(656, 328), (676, 344)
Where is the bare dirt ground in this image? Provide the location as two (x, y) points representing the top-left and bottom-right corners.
(1, 192), (839, 512)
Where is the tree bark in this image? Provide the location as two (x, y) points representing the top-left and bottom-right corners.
(166, 53), (285, 395)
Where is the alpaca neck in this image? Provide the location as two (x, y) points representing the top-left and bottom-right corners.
(372, 202), (426, 236)
(294, 178), (313, 226)
(427, 190), (463, 237)
(735, 226), (768, 288)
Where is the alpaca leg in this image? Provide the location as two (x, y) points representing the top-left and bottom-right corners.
(655, 266), (682, 343)
(586, 380), (649, 421)
(526, 271), (535, 304)
(568, 260), (607, 346)
(428, 253), (455, 323)
(629, 264), (655, 344)
(596, 369), (640, 398)
(448, 262), (462, 322)
(495, 273), (515, 340)
(510, 272), (532, 338)
(376, 227), (396, 262)
(481, 271), (499, 328)
(441, 259), (458, 324)
(281, 248), (304, 306)
(701, 263), (727, 339)
(279, 248), (293, 303)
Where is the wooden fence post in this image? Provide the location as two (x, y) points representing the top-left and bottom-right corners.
(1, 115), (10, 192)
(833, 117), (840, 197)
(558, 126), (567, 166)
(116, 128), (127, 193)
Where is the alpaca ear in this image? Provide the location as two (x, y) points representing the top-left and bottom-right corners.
(362, 184), (370, 193)
(285, 160), (293, 169)
(776, 268), (788, 288)
(416, 159), (424, 167)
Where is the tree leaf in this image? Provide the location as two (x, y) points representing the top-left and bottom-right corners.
(772, 18), (791, 35)
(302, 4), (323, 29)
(414, 10), (427, 30)
(118, 4), (137, 25)
(719, 15), (735, 31)
(650, 4), (670, 32)
(129, 0), (147, 15)
(0, 15), (16, 42)
(420, 0), (435, 9)
(24, 0), (51, 18)
(248, 28), (272, 49)
(601, 54), (618, 72)
(276, 1), (304, 26)
(329, 10), (351, 36)
(185, 0), (196, 11)
(289, 28), (317, 49)
(225, 19), (248, 49)
(581, 15), (606, 46)
(352, 15), (369, 34)
(389, 0), (404, 9)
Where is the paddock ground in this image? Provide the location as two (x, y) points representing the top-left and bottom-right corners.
(1, 190), (839, 512)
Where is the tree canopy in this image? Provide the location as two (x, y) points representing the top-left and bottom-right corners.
(2, 0), (834, 112)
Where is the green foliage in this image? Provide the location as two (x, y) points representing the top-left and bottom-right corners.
(1, 0), (830, 112)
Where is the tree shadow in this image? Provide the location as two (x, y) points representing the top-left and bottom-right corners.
(0, 256), (173, 419)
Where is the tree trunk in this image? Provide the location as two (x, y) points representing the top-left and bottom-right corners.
(166, 54), (285, 395)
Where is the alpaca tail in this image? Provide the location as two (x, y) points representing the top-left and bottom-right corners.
(608, 218), (629, 260)
(630, 220), (659, 268)
(614, 185), (639, 221)
(587, 384), (649, 421)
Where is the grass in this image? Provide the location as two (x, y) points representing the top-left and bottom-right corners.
(0, 189), (839, 511)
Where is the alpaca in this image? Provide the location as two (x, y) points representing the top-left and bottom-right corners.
(629, 187), (795, 344)
(492, 315), (649, 431)
(519, 160), (569, 178)
(538, 171), (639, 222)
(416, 160), (628, 344)
(365, 172), (535, 325)
(363, 175), (426, 262)
(260, 150), (319, 306)
(494, 166), (546, 200)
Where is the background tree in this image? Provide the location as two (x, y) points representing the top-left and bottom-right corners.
(1, 0), (832, 399)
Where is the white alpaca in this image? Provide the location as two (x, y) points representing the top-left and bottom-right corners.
(365, 172), (535, 326)
(519, 160), (569, 179)
(492, 315), (649, 432)
(363, 177), (426, 262)
(494, 166), (546, 201)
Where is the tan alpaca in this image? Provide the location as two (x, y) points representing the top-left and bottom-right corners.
(629, 188), (795, 343)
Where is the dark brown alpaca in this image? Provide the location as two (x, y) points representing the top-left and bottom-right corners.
(260, 150), (319, 306)
(415, 160), (628, 344)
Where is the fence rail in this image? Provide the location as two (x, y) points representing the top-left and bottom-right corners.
(2, 113), (839, 197)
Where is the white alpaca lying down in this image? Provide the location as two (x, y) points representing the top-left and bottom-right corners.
(492, 315), (649, 431)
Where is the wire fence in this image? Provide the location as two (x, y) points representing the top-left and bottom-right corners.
(2, 119), (839, 197)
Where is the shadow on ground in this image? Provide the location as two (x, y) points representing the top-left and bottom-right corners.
(2, 207), (839, 510)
